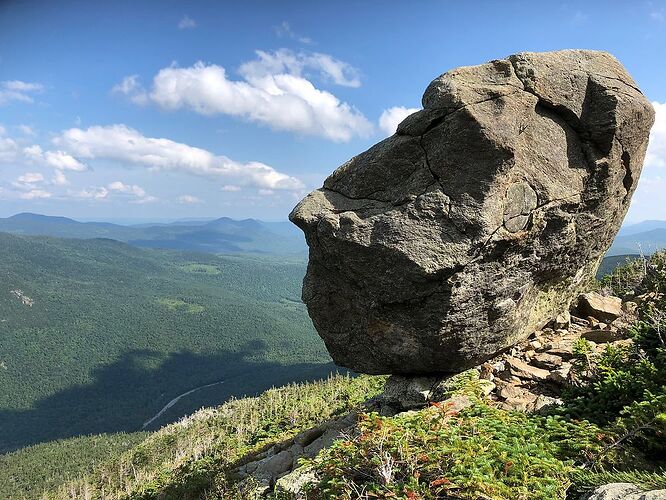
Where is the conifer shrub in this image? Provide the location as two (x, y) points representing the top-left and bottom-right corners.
(305, 395), (610, 499)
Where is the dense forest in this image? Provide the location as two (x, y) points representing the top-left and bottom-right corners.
(0, 232), (334, 453)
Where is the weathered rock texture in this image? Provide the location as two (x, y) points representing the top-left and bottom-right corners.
(290, 50), (654, 374)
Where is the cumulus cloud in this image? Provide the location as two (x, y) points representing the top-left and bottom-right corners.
(178, 15), (196, 30)
(74, 187), (109, 200)
(178, 194), (201, 204)
(71, 181), (155, 203)
(221, 185), (241, 192)
(239, 49), (361, 88)
(0, 80), (44, 105)
(23, 144), (87, 174)
(17, 172), (44, 184)
(52, 124), (304, 190)
(108, 181), (146, 197)
(379, 106), (420, 136)
(646, 101), (666, 169)
(116, 50), (372, 141)
(19, 189), (51, 200)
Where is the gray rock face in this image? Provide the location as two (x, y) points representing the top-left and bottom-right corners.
(585, 483), (666, 500)
(290, 50), (654, 375)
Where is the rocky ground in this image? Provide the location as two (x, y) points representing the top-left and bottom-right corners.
(234, 289), (665, 499)
(482, 291), (635, 414)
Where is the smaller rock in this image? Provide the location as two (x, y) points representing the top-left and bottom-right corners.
(544, 346), (575, 360)
(479, 362), (494, 380)
(498, 383), (524, 400)
(506, 357), (550, 381)
(548, 363), (573, 385)
(571, 315), (589, 327)
(274, 468), (317, 498)
(382, 375), (438, 409)
(582, 329), (624, 343)
(579, 292), (623, 324)
(531, 352), (563, 370)
(551, 310), (571, 330)
(533, 394), (563, 412)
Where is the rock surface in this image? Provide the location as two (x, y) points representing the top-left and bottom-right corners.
(290, 50), (654, 374)
(585, 483), (666, 500)
(579, 291), (623, 323)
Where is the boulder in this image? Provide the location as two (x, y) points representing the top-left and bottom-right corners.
(290, 50), (654, 374)
(579, 292), (623, 323)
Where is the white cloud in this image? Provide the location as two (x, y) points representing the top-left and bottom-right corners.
(52, 124), (304, 190)
(19, 189), (51, 200)
(379, 106), (420, 136)
(108, 181), (146, 197)
(117, 50), (372, 142)
(646, 101), (666, 169)
(0, 80), (44, 105)
(71, 181), (155, 203)
(111, 75), (148, 105)
(258, 189), (275, 196)
(17, 172), (44, 184)
(52, 169), (69, 186)
(73, 187), (109, 200)
(23, 144), (87, 172)
(0, 136), (18, 162)
(44, 150), (87, 171)
(178, 15), (196, 30)
(178, 194), (201, 204)
(221, 185), (241, 192)
(274, 21), (312, 44)
(17, 124), (35, 136)
(239, 49), (361, 88)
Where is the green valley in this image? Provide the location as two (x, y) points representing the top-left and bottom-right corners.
(0, 231), (334, 453)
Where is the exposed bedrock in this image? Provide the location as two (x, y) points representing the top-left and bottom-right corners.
(290, 50), (655, 375)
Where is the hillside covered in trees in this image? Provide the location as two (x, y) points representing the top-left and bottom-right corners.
(0, 232), (333, 453)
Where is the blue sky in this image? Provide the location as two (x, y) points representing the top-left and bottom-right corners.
(1, 0), (665, 222)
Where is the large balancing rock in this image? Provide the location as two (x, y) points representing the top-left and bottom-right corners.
(290, 50), (654, 375)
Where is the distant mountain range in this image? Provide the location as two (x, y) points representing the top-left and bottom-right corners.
(0, 213), (306, 255)
(2, 213), (664, 259)
(608, 220), (666, 256)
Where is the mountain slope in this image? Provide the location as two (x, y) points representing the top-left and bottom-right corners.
(0, 375), (383, 499)
(0, 232), (331, 453)
(0, 213), (306, 255)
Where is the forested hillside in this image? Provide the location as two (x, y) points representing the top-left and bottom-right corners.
(0, 232), (332, 453)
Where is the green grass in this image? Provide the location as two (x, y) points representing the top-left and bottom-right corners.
(0, 232), (333, 453)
